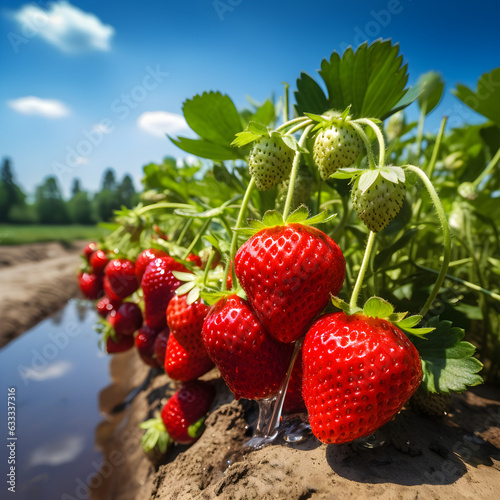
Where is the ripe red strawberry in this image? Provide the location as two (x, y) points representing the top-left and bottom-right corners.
(103, 276), (122, 303)
(108, 302), (143, 336)
(161, 380), (215, 444)
(135, 324), (160, 367)
(167, 295), (209, 356)
(78, 272), (103, 300)
(235, 223), (345, 343)
(186, 253), (202, 267)
(141, 257), (188, 330)
(302, 312), (422, 444)
(313, 122), (363, 180)
(201, 295), (293, 400)
(104, 258), (139, 299)
(248, 135), (295, 191)
(283, 350), (307, 414)
(89, 249), (109, 275)
(164, 332), (214, 382)
(83, 242), (97, 261)
(154, 328), (170, 368)
(96, 296), (121, 318)
(106, 334), (134, 354)
(135, 248), (168, 282)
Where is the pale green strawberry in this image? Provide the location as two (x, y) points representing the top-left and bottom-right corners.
(275, 169), (312, 212)
(351, 167), (406, 232)
(313, 122), (363, 180)
(248, 135), (295, 191)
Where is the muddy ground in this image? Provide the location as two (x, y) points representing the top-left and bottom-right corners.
(1, 242), (499, 499)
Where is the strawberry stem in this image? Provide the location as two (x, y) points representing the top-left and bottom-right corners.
(223, 177), (256, 291)
(404, 165), (451, 317)
(283, 124), (314, 220)
(183, 217), (212, 260)
(283, 82), (290, 123)
(275, 116), (310, 133)
(472, 145), (500, 190)
(350, 122), (376, 169)
(355, 118), (386, 167)
(285, 120), (313, 136)
(349, 231), (376, 310)
(426, 116), (448, 179)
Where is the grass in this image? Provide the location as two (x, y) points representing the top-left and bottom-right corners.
(0, 224), (111, 246)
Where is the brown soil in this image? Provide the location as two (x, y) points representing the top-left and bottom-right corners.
(0, 241), (85, 347)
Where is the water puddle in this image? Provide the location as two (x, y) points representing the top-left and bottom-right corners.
(0, 300), (113, 500)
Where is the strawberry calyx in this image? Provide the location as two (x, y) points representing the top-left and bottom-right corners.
(94, 318), (118, 349)
(139, 416), (173, 453)
(231, 121), (307, 153)
(236, 205), (337, 237)
(330, 295), (434, 338)
(187, 415), (207, 439)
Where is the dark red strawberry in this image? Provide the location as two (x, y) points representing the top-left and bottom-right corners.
(106, 334), (135, 354)
(161, 380), (215, 444)
(235, 223), (345, 343)
(108, 302), (143, 336)
(186, 253), (202, 267)
(164, 333), (214, 382)
(141, 257), (188, 330)
(103, 276), (122, 303)
(135, 324), (160, 367)
(96, 296), (121, 318)
(89, 249), (109, 275)
(135, 248), (168, 282)
(83, 242), (97, 261)
(201, 295), (293, 400)
(105, 258), (139, 299)
(166, 295), (209, 356)
(302, 312), (422, 444)
(154, 328), (170, 368)
(78, 272), (103, 300)
(283, 350), (307, 414)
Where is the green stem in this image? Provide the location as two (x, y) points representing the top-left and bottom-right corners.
(415, 103), (427, 160)
(472, 145), (500, 189)
(411, 262), (500, 302)
(427, 116), (447, 178)
(176, 218), (193, 245)
(275, 116), (309, 132)
(349, 231), (376, 309)
(350, 122), (376, 169)
(223, 177), (256, 291)
(316, 179), (322, 214)
(405, 165), (451, 317)
(355, 118), (386, 167)
(137, 202), (193, 214)
(203, 250), (215, 286)
(285, 119), (313, 136)
(183, 218), (212, 259)
(283, 82), (290, 123)
(283, 125), (314, 220)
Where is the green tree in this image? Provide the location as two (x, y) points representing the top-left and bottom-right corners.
(71, 178), (81, 197)
(68, 178), (94, 224)
(0, 158), (26, 222)
(95, 168), (121, 221)
(35, 176), (70, 224)
(118, 174), (136, 208)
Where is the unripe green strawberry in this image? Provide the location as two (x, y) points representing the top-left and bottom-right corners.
(275, 170), (312, 212)
(351, 169), (406, 232)
(248, 135), (295, 191)
(313, 122), (363, 180)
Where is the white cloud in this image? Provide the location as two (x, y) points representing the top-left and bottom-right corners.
(8, 96), (70, 118)
(12, 1), (114, 53)
(137, 111), (189, 138)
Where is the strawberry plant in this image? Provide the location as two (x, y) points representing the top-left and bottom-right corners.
(78, 39), (499, 454)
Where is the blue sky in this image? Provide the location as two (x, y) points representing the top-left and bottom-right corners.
(1, 0), (499, 197)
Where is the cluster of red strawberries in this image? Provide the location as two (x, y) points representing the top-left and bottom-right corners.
(79, 217), (423, 447)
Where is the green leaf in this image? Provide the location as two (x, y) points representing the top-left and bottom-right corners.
(187, 415), (207, 439)
(331, 295), (361, 315)
(411, 317), (483, 394)
(330, 167), (365, 180)
(363, 296), (394, 318)
(286, 205), (309, 224)
(250, 100), (276, 126)
(373, 229), (417, 269)
(231, 131), (261, 148)
(172, 271), (196, 282)
(248, 121), (269, 135)
(310, 40), (409, 120)
(301, 210), (337, 226)
(294, 72), (329, 115)
(182, 92), (243, 145)
(453, 67), (500, 126)
(381, 85), (422, 120)
(379, 167), (399, 184)
(262, 210), (285, 227)
(175, 281), (196, 296)
(395, 315), (423, 329)
(281, 134), (308, 153)
(187, 286), (200, 305)
(170, 136), (241, 161)
(417, 71), (445, 115)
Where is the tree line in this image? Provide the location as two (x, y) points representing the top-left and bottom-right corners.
(0, 157), (139, 224)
